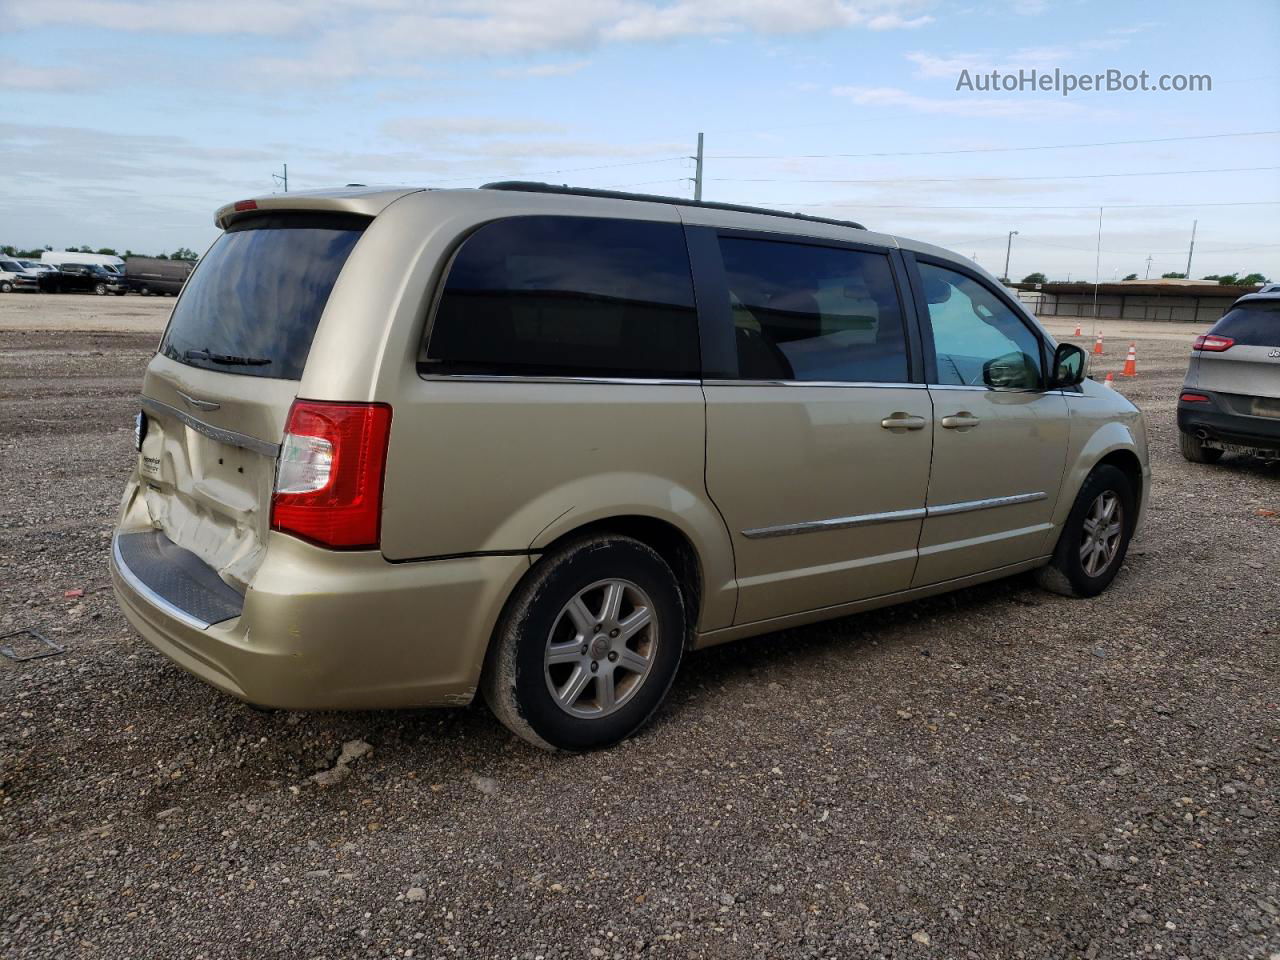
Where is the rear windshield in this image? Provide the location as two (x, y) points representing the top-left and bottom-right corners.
(1210, 301), (1280, 347)
(159, 214), (367, 380)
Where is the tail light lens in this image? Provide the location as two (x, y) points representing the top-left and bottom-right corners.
(271, 400), (392, 549)
(1179, 391), (1211, 404)
(1193, 334), (1234, 352)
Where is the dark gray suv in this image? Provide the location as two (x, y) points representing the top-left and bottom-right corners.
(1178, 291), (1280, 462)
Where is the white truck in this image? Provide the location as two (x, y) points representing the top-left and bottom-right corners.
(41, 251), (126, 275)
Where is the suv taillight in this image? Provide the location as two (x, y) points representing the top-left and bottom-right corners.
(271, 400), (392, 549)
(1193, 334), (1235, 352)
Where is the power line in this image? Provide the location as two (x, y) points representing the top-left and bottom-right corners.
(773, 199), (1280, 210)
(705, 129), (1280, 161)
(708, 165), (1280, 186)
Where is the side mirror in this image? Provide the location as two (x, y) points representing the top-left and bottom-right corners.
(1049, 342), (1087, 389)
(982, 350), (1040, 390)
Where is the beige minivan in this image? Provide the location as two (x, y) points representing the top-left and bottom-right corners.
(110, 183), (1150, 750)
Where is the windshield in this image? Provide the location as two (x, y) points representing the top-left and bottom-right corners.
(158, 214), (366, 380)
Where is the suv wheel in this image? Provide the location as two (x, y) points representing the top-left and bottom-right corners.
(1179, 430), (1223, 464)
(482, 534), (685, 751)
(94, 282), (107, 296)
(0, 281), (12, 293)
(1037, 464), (1135, 598)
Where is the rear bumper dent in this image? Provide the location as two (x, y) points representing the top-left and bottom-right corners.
(110, 530), (528, 709)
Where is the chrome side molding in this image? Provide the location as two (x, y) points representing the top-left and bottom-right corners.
(926, 491), (1048, 516)
(742, 491), (1047, 539)
(743, 507), (928, 539)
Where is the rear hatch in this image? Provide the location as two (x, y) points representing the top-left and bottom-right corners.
(1190, 298), (1280, 414)
(133, 212), (368, 590)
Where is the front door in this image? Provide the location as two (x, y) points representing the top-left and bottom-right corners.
(910, 258), (1069, 586)
(699, 231), (934, 625)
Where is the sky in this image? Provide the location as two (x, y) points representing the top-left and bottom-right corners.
(1, 0), (1278, 281)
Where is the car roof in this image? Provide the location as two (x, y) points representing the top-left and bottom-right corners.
(215, 182), (996, 280)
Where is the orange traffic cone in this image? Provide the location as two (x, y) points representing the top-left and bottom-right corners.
(1074, 322), (1082, 337)
(1122, 343), (1137, 376)
(1103, 372), (1115, 389)
(1093, 332), (1104, 355)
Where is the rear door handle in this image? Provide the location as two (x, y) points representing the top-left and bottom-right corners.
(880, 413), (927, 431)
(941, 412), (981, 430)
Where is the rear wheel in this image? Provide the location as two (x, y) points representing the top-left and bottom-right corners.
(482, 534), (685, 751)
(1179, 430), (1223, 464)
(1037, 464), (1135, 598)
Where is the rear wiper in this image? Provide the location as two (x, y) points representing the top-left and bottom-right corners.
(184, 348), (271, 367)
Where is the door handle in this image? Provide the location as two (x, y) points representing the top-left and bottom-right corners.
(941, 412), (981, 430)
(880, 413), (927, 431)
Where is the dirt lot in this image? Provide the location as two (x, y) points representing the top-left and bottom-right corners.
(1, 296), (1277, 960)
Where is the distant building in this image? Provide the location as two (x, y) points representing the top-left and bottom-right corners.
(1010, 277), (1262, 323)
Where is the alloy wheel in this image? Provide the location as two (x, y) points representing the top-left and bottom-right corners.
(544, 578), (658, 718)
(1079, 491), (1123, 577)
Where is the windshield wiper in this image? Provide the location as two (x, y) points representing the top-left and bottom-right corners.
(184, 348), (272, 367)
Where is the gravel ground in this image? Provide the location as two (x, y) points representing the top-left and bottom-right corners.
(1, 305), (1277, 960)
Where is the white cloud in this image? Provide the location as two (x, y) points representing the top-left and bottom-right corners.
(381, 116), (566, 142)
(832, 84), (1082, 118)
(867, 13), (934, 28)
(498, 60), (592, 78)
(0, 63), (95, 92)
(906, 46), (1075, 79)
(2, 0), (938, 56)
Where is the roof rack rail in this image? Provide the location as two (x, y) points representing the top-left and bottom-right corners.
(480, 181), (866, 231)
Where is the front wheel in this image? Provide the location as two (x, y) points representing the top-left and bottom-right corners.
(0, 281), (12, 293)
(1179, 430), (1222, 464)
(1037, 464), (1136, 598)
(94, 283), (107, 296)
(482, 534), (686, 751)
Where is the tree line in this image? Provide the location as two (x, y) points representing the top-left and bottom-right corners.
(1019, 271), (1270, 286)
(0, 244), (199, 261)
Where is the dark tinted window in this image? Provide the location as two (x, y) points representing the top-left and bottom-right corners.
(426, 216), (699, 379)
(1211, 301), (1280, 346)
(919, 262), (1042, 388)
(717, 237), (908, 383)
(159, 215), (365, 380)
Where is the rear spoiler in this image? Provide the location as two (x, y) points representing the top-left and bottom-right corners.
(214, 187), (424, 230)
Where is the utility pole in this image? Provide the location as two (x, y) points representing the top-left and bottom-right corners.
(1184, 219), (1197, 278)
(1002, 230), (1018, 282)
(1091, 206), (1103, 333)
(1145, 254), (1153, 279)
(692, 132), (704, 202)
(272, 163), (288, 193)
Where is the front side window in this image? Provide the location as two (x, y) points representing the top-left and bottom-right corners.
(425, 216), (699, 379)
(918, 262), (1043, 389)
(717, 237), (909, 383)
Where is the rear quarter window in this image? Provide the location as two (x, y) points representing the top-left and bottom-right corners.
(423, 216), (699, 379)
(159, 214), (367, 380)
(1211, 301), (1280, 346)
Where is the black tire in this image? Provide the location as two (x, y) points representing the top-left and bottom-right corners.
(94, 283), (107, 296)
(482, 534), (686, 751)
(1036, 464), (1136, 598)
(0, 281), (12, 293)
(139, 287), (150, 296)
(1179, 430), (1222, 464)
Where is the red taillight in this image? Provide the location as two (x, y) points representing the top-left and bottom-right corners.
(1179, 391), (1211, 404)
(1193, 334), (1234, 352)
(233, 199), (258, 212)
(270, 400), (392, 549)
